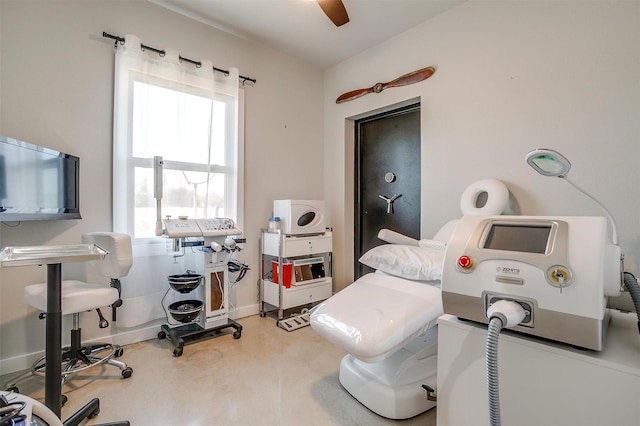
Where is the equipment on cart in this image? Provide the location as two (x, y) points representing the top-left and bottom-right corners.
(157, 217), (246, 357)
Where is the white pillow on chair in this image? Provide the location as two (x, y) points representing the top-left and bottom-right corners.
(359, 243), (445, 281)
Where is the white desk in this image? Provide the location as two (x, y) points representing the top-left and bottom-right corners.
(0, 245), (107, 418)
(437, 310), (640, 426)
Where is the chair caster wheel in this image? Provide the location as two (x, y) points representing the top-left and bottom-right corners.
(115, 347), (124, 357)
(173, 347), (183, 357)
(233, 331), (241, 339)
(5, 386), (19, 393)
(122, 367), (133, 379)
(158, 331), (166, 340)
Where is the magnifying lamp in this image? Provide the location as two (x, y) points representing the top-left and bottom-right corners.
(525, 148), (619, 245)
(525, 148), (571, 177)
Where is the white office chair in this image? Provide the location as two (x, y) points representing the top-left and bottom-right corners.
(8, 233), (134, 392)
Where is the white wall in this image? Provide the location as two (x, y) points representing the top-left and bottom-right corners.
(324, 1), (640, 291)
(0, 0), (324, 373)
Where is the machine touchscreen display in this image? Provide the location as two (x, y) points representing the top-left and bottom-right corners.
(483, 224), (551, 254)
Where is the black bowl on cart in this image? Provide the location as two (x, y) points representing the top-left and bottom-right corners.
(168, 300), (203, 323)
(168, 273), (203, 293)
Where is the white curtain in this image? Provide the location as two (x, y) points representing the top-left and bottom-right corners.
(112, 34), (240, 328)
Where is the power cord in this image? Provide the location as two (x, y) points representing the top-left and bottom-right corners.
(228, 259), (250, 284)
(160, 287), (177, 326)
(0, 394), (26, 426)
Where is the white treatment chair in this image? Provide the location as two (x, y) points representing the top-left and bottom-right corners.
(310, 179), (509, 419)
(7, 233), (134, 394)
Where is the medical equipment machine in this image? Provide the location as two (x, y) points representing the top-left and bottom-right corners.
(158, 217), (245, 356)
(151, 154), (246, 355)
(273, 199), (325, 235)
(442, 215), (621, 350)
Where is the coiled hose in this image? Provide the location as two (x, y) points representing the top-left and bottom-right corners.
(486, 317), (504, 426)
(485, 300), (526, 426)
(623, 272), (640, 333)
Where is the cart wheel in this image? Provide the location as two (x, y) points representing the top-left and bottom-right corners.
(61, 394), (68, 407)
(114, 347), (124, 357)
(122, 367), (133, 379)
(233, 331), (242, 339)
(173, 347), (183, 357)
(158, 331), (166, 340)
(259, 311), (266, 318)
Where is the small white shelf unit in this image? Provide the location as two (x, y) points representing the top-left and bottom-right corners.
(259, 230), (332, 331)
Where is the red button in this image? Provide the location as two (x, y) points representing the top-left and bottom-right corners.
(458, 255), (473, 270)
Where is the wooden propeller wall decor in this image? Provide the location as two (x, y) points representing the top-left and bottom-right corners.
(317, 0), (350, 27)
(336, 66), (436, 104)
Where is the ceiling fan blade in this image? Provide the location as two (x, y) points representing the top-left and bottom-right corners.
(336, 66), (436, 104)
(317, 0), (350, 27)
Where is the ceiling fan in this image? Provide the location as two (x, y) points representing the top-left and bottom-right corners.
(317, 0), (350, 27)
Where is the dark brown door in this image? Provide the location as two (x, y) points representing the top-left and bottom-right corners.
(355, 103), (421, 279)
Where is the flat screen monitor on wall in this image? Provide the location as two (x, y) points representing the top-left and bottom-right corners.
(0, 135), (81, 221)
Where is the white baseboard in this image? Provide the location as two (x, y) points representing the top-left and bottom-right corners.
(1, 351), (43, 379)
(230, 303), (260, 320)
(1, 304), (260, 376)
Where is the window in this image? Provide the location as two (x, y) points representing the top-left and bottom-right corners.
(131, 79), (238, 238)
(112, 38), (242, 240)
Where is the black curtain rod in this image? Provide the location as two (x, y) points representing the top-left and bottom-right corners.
(102, 32), (256, 85)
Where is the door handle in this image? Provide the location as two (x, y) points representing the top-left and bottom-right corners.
(378, 194), (402, 214)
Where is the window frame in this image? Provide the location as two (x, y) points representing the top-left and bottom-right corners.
(113, 67), (244, 244)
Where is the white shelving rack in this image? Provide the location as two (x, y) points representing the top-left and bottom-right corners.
(259, 230), (332, 331)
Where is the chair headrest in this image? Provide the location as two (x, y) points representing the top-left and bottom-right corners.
(82, 232), (133, 278)
(459, 178), (509, 216)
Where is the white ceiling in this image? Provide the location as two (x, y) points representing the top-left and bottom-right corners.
(151, 0), (465, 69)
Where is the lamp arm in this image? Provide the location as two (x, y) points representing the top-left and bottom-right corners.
(562, 176), (619, 245)
(154, 156), (164, 236)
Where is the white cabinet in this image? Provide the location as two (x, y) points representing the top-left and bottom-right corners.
(259, 230), (332, 330)
(436, 311), (640, 426)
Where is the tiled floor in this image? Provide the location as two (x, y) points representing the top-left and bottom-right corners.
(4, 314), (436, 425)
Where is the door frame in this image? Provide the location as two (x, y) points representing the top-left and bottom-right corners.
(340, 97), (421, 290)
(353, 101), (421, 279)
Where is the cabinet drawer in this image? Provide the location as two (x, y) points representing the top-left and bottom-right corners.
(263, 279), (332, 309)
(282, 235), (332, 257)
(262, 232), (332, 257)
